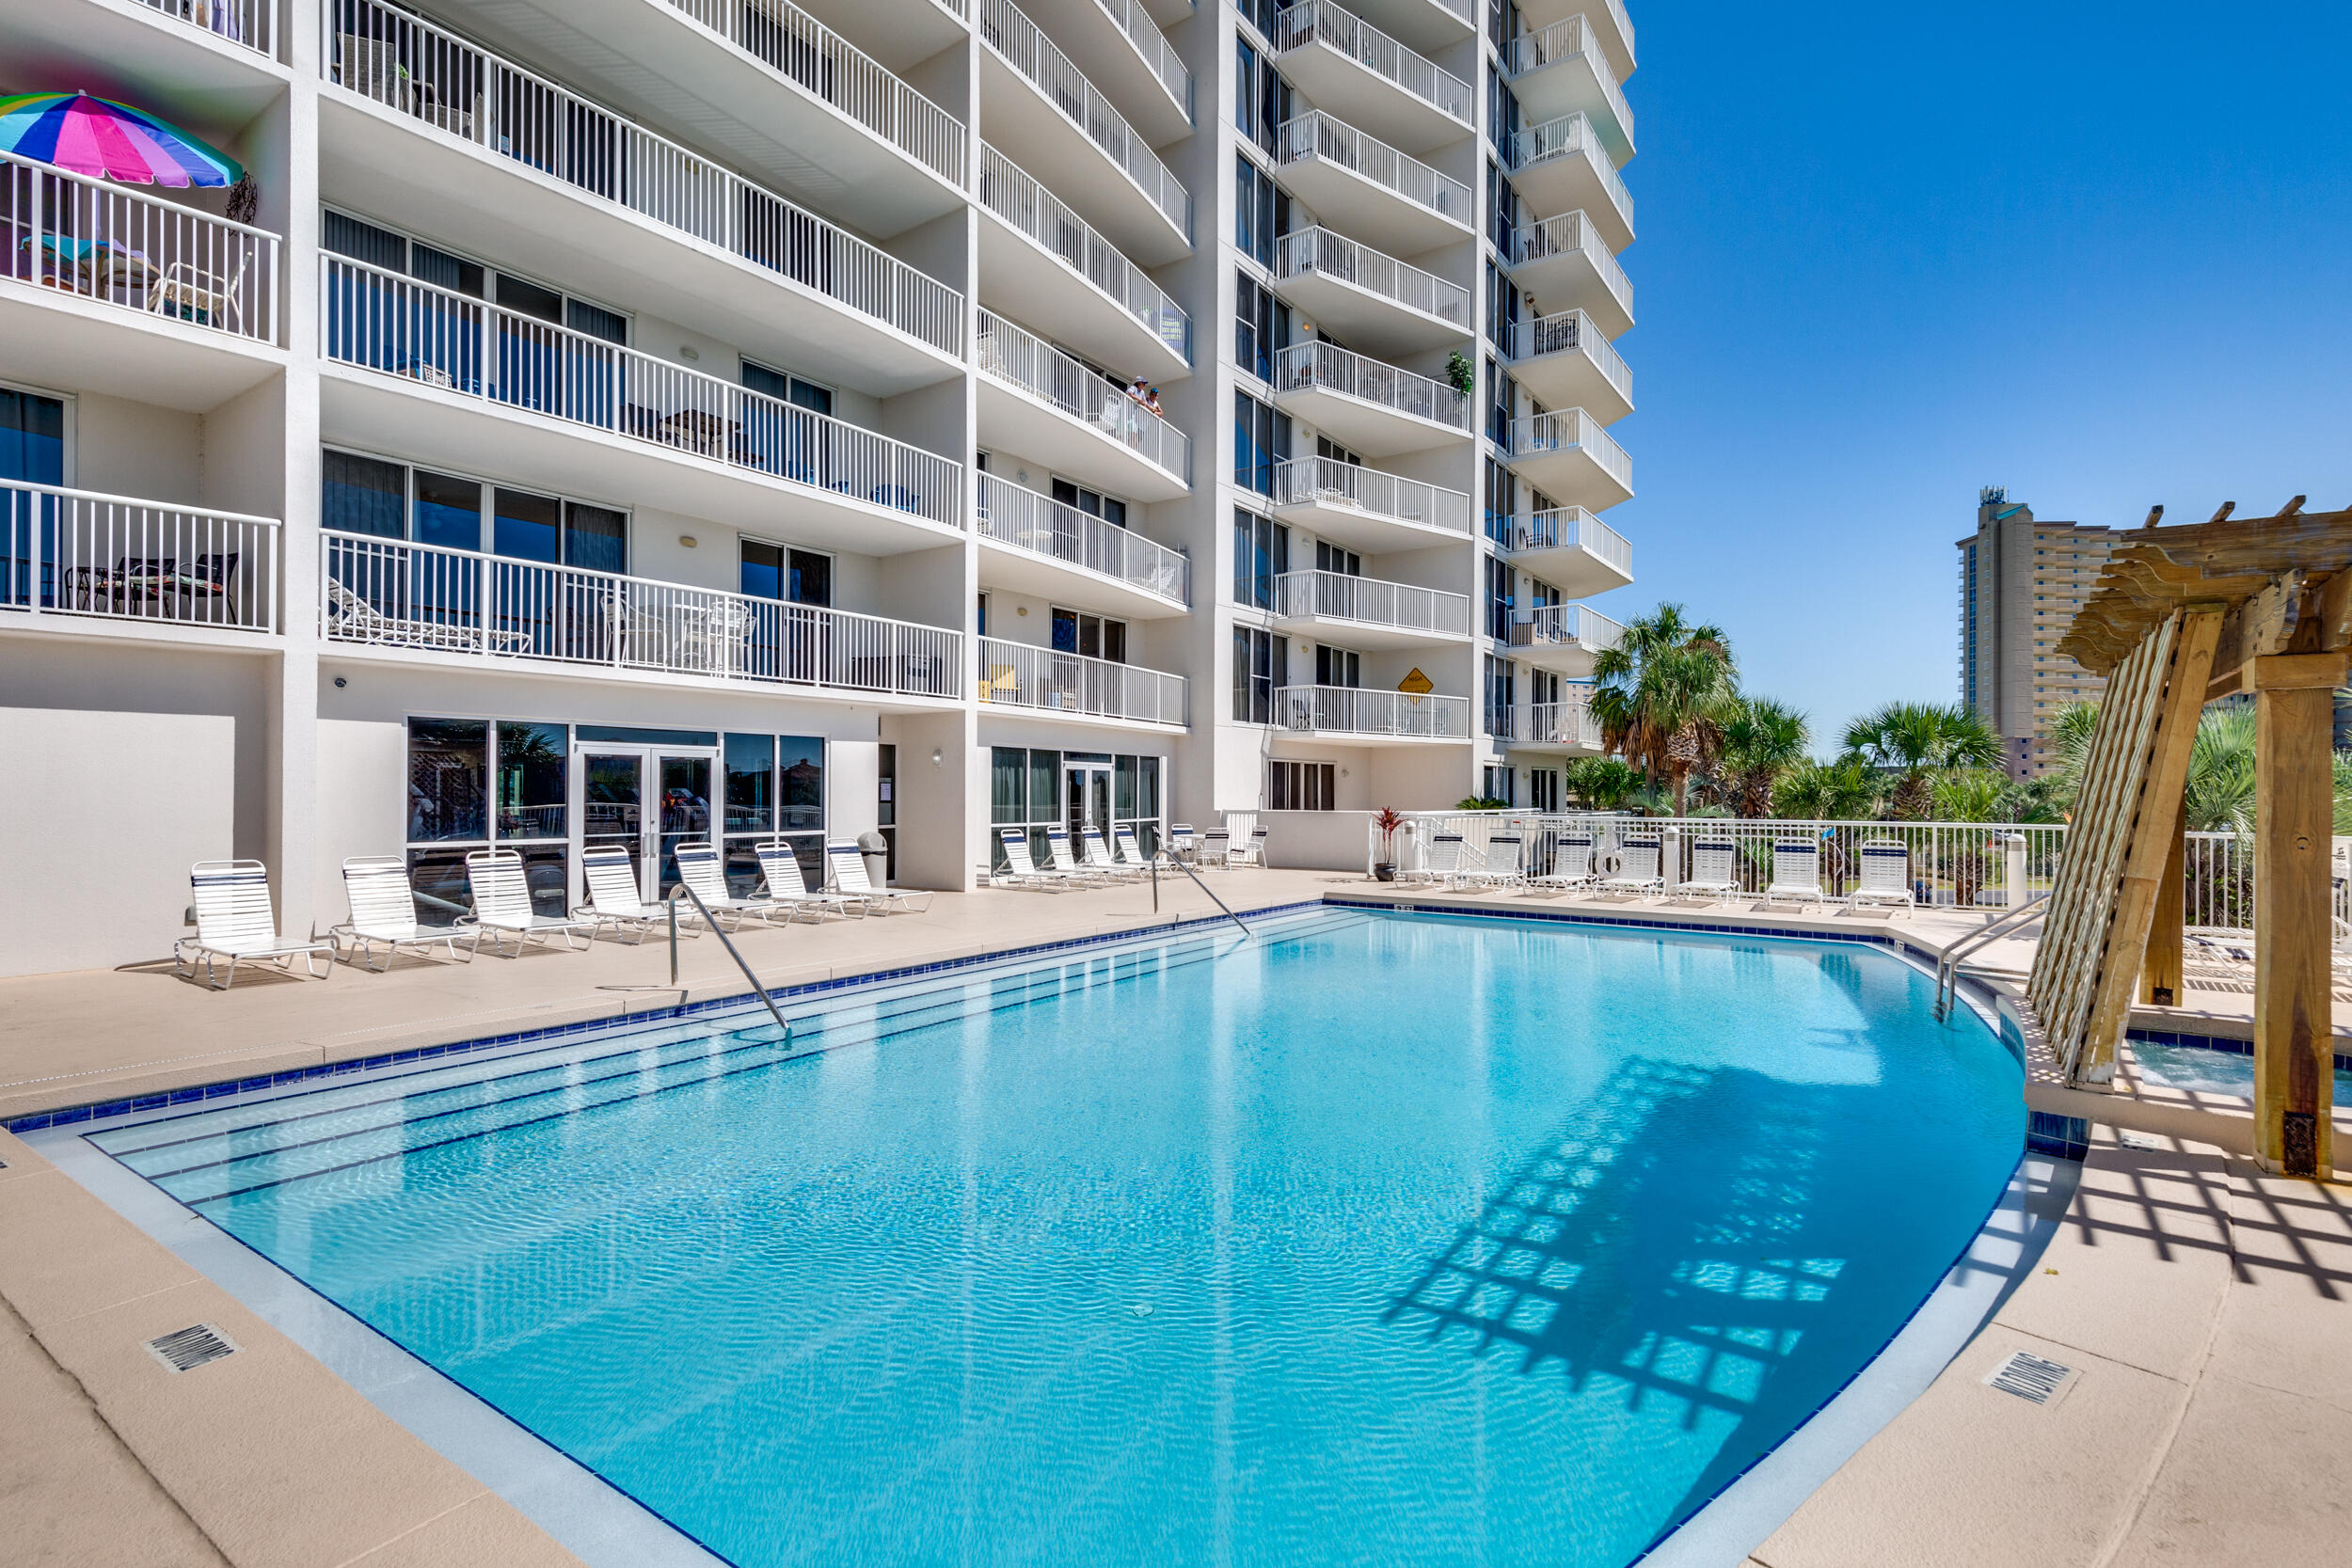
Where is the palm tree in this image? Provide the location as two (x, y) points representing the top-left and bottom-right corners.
(1561, 756), (1644, 810)
(1588, 604), (1739, 816)
(1931, 768), (2012, 908)
(1771, 758), (1880, 819)
(1713, 698), (1811, 817)
(1840, 701), (2003, 819)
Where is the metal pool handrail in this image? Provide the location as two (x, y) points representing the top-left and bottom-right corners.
(1152, 852), (1252, 938)
(669, 880), (794, 1038)
(1933, 892), (2049, 1022)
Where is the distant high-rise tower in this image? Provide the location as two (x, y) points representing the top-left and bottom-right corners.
(1957, 492), (2121, 779)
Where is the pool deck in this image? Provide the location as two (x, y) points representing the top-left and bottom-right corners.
(2, 874), (2345, 1567)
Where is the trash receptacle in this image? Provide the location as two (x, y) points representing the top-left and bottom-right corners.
(857, 830), (889, 888)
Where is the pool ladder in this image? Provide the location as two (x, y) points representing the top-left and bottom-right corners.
(1932, 892), (2049, 1022)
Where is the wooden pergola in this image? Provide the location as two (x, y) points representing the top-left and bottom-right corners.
(2028, 499), (2351, 1177)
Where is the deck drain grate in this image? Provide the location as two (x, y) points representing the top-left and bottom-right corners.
(146, 1323), (238, 1374)
(1983, 1349), (2074, 1407)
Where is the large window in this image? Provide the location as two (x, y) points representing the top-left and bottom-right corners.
(1268, 760), (1336, 811)
(1484, 456), (1515, 545)
(1232, 508), (1288, 609)
(1233, 392), (1290, 496)
(719, 732), (827, 892)
(1236, 270), (1289, 384)
(323, 210), (628, 346)
(1484, 654), (1514, 738)
(1052, 606), (1128, 661)
(3, 386), (69, 609)
(989, 747), (1164, 868)
(1052, 477), (1127, 529)
(404, 717), (569, 921)
(739, 539), (833, 605)
(1314, 645), (1360, 687)
(321, 451), (628, 572)
(1232, 626), (1287, 723)
(1235, 155), (1287, 270)
(1486, 159), (1518, 255)
(1486, 554), (1514, 641)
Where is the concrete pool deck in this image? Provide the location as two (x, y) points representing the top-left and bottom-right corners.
(2, 875), (2346, 1566)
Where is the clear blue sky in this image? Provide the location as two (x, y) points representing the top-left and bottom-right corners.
(1597, 1), (2352, 753)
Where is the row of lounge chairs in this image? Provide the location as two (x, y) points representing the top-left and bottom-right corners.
(173, 839), (930, 989)
(1405, 832), (1917, 912)
(988, 822), (1272, 890)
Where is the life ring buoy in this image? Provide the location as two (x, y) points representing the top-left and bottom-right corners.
(1597, 850), (1624, 879)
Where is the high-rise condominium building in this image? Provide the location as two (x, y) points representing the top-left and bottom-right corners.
(0, 0), (1636, 975)
(1956, 489), (2118, 778)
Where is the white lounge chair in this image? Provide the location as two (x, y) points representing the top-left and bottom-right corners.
(1681, 836), (1744, 904)
(174, 860), (334, 989)
(1083, 828), (1147, 881)
(331, 856), (471, 970)
(1197, 829), (1232, 869)
(754, 838), (854, 920)
(827, 841), (931, 913)
(1406, 832), (1464, 884)
(1042, 828), (1114, 883)
(1848, 839), (1915, 913)
(1529, 832), (1597, 892)
(1451, 832), (1525, 890)
(324, 578), (532, 654)
(993, 827), (1083, 890)
(1600, 836), (1665, 897)
(569, 846), (680, 942)
(1764, 840), (1825, 910)
(462, 848), (592, 956)
(1114, 826), (1157, 872)
(671, 841), (781, 928)
(1167, 823), (1198, 864)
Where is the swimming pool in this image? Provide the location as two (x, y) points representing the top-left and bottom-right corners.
(80, 908), (2022, 1567)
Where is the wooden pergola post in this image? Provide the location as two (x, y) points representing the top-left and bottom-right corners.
(2252, 652), (2348, 1176)
(2139, 803), (2186, 1007)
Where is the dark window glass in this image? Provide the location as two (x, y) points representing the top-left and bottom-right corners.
(787, 548), (832, 606)
(567, 299), (628, 345)
(1235, 40), (1256, 132)
(412, 470), (482, 552)
(574, 725), (720, 745)
(723, 733), (774, 835)
(496, 721), (567, 840)
(407, 718), (487, 841)
(0, 388), (65, 485)
(492, 486), (562, 562)
(1052, 606), (1079, 653)
(742, 361), (792, 403)
(321, 210), (406, 271)
(1028, 750), (1059, 834)
(1102, 618), (1126, 663)
(410, 243), (484, 298)
(564, 502), (628, 573)
(496, 272), (563, 323)
(322, 450), (405, 538)
(1486, 555), (1514, 641)
(779, 736), (824, 832)
(992, 747), (1027, 825)
(740, 538), (784, 599)
(787, 380), (832, 417)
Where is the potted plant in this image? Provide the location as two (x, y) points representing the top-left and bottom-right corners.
(1372, 807), (1406, 881)
(1444, 350), (1474, 400)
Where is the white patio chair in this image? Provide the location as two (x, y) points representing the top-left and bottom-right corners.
(1114, 827), (1157, 871)
(754, 838), (854, 920)
(1848, 839), (1915, 912)
(1197, 829), (1232, 869)
(672, 841), (780, 928)
(1041, 828), (1115, 884)
(1681, 836), (1744, 904)
(1084, 828), (1148, 881)
(1599, 836), (1665, 897)
(1406, 832), (1463, 884)
(331, 856), (471, 970)
(174, 860), (334, 989)
(1232, 825), (1270, 867)
(1529, 832), (1597, 893)
(1167, 823), (1198, 864)
(570, 845), (679, 943)
(1764, 840), (1825, 910)
(1451, 832), (1525, 890)
(827, 840), (931, 913)
(146, 256), (246, 336)
(462, 849), (594, 956)
(325, 579), (531, 653)
(993, 827), (1081, 890)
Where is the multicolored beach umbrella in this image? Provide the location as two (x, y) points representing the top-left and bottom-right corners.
(0, 90), (244, 187)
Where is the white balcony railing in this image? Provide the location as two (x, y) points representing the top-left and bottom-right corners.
(3, 481), (279, 631)
(1506, 15), (1635, 150)
(1275, 684), (1470, 738)
(1273, 457), (1472, 533)
(977, 474), (1188, 604)
(323, 256), (962, 529)
(1274, 570), (1470, 637)
(1272, 1), (1472, 126)
(135, 0), (274, 55)
(3, 150), (280, 344)
(1509, 113), (1632, 235)
(1275, 227), (1470, 331)
(979, 146), (1189, 362)
(979, 0), (1192, 242)
(1508, 409), (1631, 492)
(1506, 212), (1632, 317)
(1274, 341), (1470, 431)
(1510, 601), (1625, 653)
(977, 310), (1192, 485)
(1507, 506), (1631, 577)
(1505, 309), (1631, 404)
(979, 636), (1186, 724)
(1095, 0), (1192, 119)
(1509, 697), (1597, 749)
(325, 0), (963, 356)
(324, 531), (961, 697)
(1278, 112), (1472, 230)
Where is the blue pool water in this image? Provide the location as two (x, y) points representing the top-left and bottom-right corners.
(91, 910), (2022, 1567)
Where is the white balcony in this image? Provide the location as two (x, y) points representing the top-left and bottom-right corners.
(1272, 457), (1472, 553)
(1505, 695), (1599, 754)
(1504, 212), (1632, 338)
(318, 6), (965, 395)
(1517, 0), (1632, 83)
(1276, 112), (1473, 254)
(979, 636), (1187, 728)
(1271, 570), (1470, 649)
(1507, 601), (1624, 675)
(976, 311), (1192, 499)
(1506, 15), (1634, 164)
(977, 147), (1189, 385)
(322, 531), (962, 705)
(1272, 341), (1469, 455)
(1339, 0), (1475, 55)
(977, 474), (1189, 619)
(1013, 0), (1193, 145)
(1, 150), (282, 409)
(979, 0), (1192, 264)
(1503, 309), (1631, 425)
(1273, 685), (1470, 743)
(2, 481), (279, 641)
(124, 0), (275, 55)
(1274, 228), (1470, 356)
(1505, 409), (1631, 513)
(321, 257), (964, 556)
(1271, 1), (1472, 155)
(1499, 507), (1632, 598)
(1509, 114), (1633, 249)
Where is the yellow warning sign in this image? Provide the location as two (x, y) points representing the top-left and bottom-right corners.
(1397, 667), (1434, 696)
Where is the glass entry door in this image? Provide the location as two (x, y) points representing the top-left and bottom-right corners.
(575, 747), (716, 902)
(1064, 760), (1112, 846)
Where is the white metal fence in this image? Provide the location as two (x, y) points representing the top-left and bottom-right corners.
(1510, 113), (1633, 234)
(978, 146), (1189, 363)
(323, 531), (961, 696)
(1275, 227), (1470, 330)
(1093, 0), (1191, 118)
(977, 474), (1188, 604)
(979, 636), (1186, 724)
(1278, 112), (1472, 230)
(3, 481), (279, 631)
(1507, 309), (1631, 405)
(979, 0), (1192, 241)
(1272, 1), (1472, 125)
(1274, 341), (1470, 430)
(1508, 410), (1631, 492)
(1275, 569), (1470, 637)
(1276, 685), (1470, 738)
(3, 150), (279, 344)
(1274, 457), (1473, 533)
(322, 256), (961, 528)
(1506, 507), (1632, 577)
(977, 310), (1192, 484)
(136, 0), (274, 55)
(1506, 14), (1635, 148)
(1507, 212), (1632, 320)
(323, 0), (962, 355)
(1507, 699), (1597, 750)
(1511, 601), (1624, 654)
